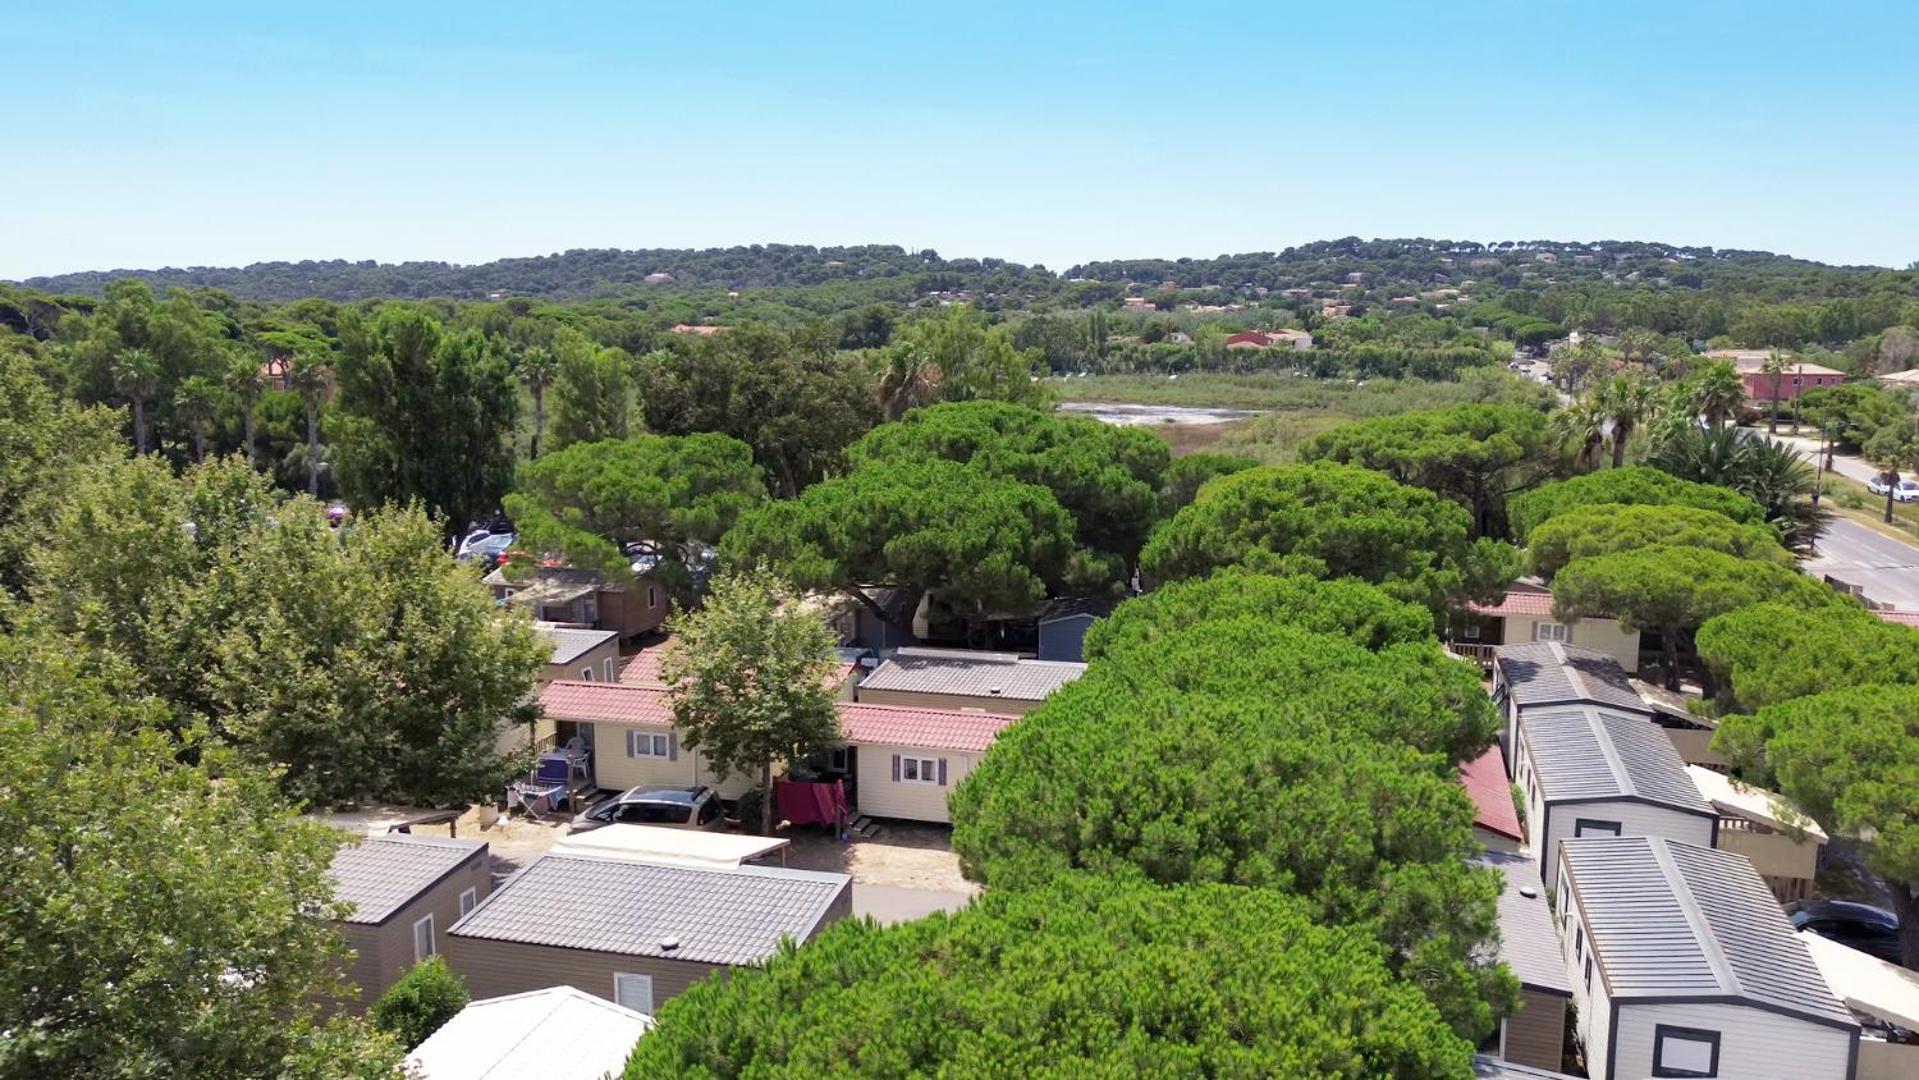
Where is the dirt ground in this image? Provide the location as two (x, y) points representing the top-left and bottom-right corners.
(781, 822), (977, 894)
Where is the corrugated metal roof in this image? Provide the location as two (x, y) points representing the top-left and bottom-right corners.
(449, 855), (849, 967)
(859, 647), (1085, 702)
(837, 701), (1017, 753)
(407, 986), (654, 1079)
(539, 681), (675, 726)
(1496, 642), (1650, 714)
(1461, 744), (1523, 842)
(1520, 706), (1711, 815)
(1560, 836), (1855, 1027)
(1475, 851), (1572, 994)
(1474, 1054), (1579, 1079)
(540, 626), (619, 666)
(329, 835), (487, 925)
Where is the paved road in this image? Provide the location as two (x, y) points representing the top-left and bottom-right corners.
(1765, 432), (1881, 487)
(1807, 518), (1919, 611)
(853, 884), (974, 925)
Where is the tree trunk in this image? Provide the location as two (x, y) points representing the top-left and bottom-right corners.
(530, 389), (546, 461)
(304, 402), (321, 496)
(132, 399), (148, 455)
(191, 426), (206, 463)
(1661, 627), (1683, 692)
(1769, 374), (1782, 433)
(759, 761), (774, 836)
(1888, 486), (1898, 524)
(242, 403), (258, 468)
(1611, 424), (1629, 468)
(847, 585), (920, 645)
(1888, 881), (1919, 972)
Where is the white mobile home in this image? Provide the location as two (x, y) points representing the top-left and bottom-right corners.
(1492, 642), (1653, 770)
(1555, 836), (1858, 1080)
(835, 701), (1015, 824)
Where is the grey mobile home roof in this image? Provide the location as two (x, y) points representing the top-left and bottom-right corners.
(540, 626), (619, 665)
(1520, 705), (1712, 816)
(1559, 836), (1854, 1027)
(449, 855), (849, 967)
(1474, 1056), (1580, 1079)
(859, 647), (1086, 702)
(1474, 851), (1572, 994)
(329, 835), (487, 925)
(1496, 642), (1650, 713)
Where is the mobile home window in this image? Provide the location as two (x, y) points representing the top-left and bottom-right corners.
(412, 914), (436, 962)
(901, 756), (939, 783)
(629, 731), (672, 758)
(614, 972), (655, 1014)
(459, 887), (478, 916)
(603, 657), (616, 681)
(1574, 819), (1622, 838)
(1532, 621), (1570, 643)
(647, 586), (658, 609)
(1652, 1024), (1721, 1077)
(580, 666), (595, 681)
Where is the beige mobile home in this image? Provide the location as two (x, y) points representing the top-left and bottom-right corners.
(327, 835), (492, 1007)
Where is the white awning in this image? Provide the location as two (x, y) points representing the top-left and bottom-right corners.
(1687, 766), (1828, 842)
(550, 824), (789, 868)
(1801, 931), (1919, 1030)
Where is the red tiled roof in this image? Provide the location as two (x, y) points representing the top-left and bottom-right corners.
(539, 681), (675, 726)
(1878, 609), (1919, 627)
(835, 701), (1017, 754)
(1467, 589), (1556, 618)
(1460, 743), (1523, 841)
(620, 642), (854, 692)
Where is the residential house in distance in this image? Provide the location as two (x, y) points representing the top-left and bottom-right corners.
(327, 835), (492, 1007)
(1513, 703), (1718, 884)
(834, 702), (1016, 824)
(1705, 349), (1845, 406)
(1457, 580), (1641, 673)
(1554, 836), (1858, 1080)
(1223, 328), (1315, 351)
(446, 855), (850, 1014)
(1475, 850), (1573, 1074)
(855, 647), (1085, 716)
(1491, 641), (1653, 766)
(1035, 596), (1116, 663)
(484, 565), (668, 642)
(536, 625), (621, 685)
(406, 986), (654, 1080)
(1688, 765), (1827, 903)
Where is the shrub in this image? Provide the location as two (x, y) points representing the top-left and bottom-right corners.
(369, 956), (469, 1050)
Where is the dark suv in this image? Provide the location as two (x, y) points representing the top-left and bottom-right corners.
(572, 785), (724, 833)
(1787, 899), (1904, 966)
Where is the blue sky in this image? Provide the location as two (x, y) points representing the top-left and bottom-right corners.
(4, 2), (1916, 279)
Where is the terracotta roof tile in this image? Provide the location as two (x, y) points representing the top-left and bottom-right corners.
(539, 681), (675, 726)
(836, 701), (1017, 753)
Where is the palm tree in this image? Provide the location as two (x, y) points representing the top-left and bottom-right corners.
(877, 345), (939, 421)
(1687, 359), (1746, 430)
(1864, 420), (1919, 524)
(288, 352), (331, 496)
(1552, 396), (1608, 472)
(1596, 373), (1657, 468)
(1651, 426), (1830, 552)
(173, 375), (223, 463)
(1762, 350), (1792, 435)
(110, 348), (161, 454)
(224, 352), (266, 467)
(517, 346), (558, 460)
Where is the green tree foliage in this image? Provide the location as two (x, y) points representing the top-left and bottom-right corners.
(33, 457), (545, 805)
(1797, 382), (1909, 451)
(1084, 569), (1434, 659)
(1649, 426), (1831, 551)
(58, 279), (233, 454)
(503, 433), (766, 590)
(848, 401), (1171, 574)
(0, 349), (121, 601)
(636, 325), (880, 496)
(1525, 503), (1791, 581)
(1158, 451), (1258, 513)
(658, 569), (841, 835)
(332, 305), (519, 536)
(884, 304), (1053, 412)
(369, 956), (470, 1051)
(1698, 602), (1919, 710)
(0, 622), (401, 1077)
(1715, 685), (1919, 967)
(625, 875), (1479, 1079)
(1551, 547), (1840, 692)
(1139, 462), (1521, 617)
(721, 458), (1100, 635)
(516, 344), (558, 460)
(1506, 465), (1766, 543)
(1684, 358), (1747, 428)
(546, 328), (632, 451)
(1864, 419), (1919, 524)
(1298, 404), (1560, 537)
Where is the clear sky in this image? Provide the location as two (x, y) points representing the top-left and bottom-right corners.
(4, 1), (1917, 279)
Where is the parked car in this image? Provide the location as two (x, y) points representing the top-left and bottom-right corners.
(571, 785), (725, 833)
(457, 530), (516, 567)
(1866, 476), (1919, 502)
(325, 501), (349, 526)
(1788, 899), (1904, 965)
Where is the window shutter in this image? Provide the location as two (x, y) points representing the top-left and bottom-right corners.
(891, 754), (901, 781)
(937, 758), (948, 786)
(667, 733), (678, 761)
(626, 730), (638, 758)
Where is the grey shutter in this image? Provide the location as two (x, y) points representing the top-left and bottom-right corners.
(937, 758), (948, 786)
(891, 754), (901, 781)
(667, 732), (678, 761)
